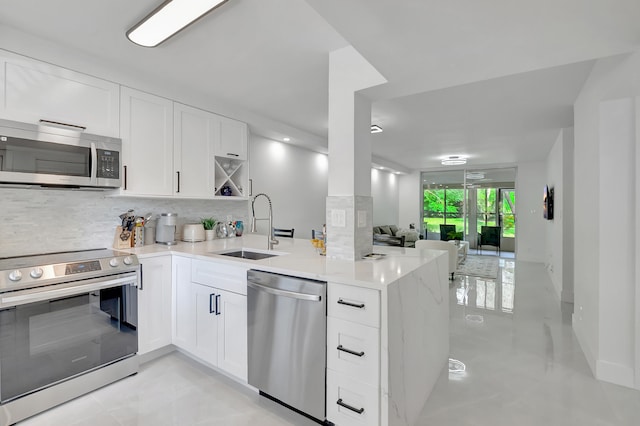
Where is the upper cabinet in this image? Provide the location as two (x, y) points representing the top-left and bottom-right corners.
(216, 116), (247, 160)
(0, 50), (250, 200)
(174, 103), (218, 198)
(120, 87), (174, 197)
(0, 52), (120, 137)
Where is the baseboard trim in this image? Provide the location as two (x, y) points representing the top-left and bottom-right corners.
(596, 360), (635, 388)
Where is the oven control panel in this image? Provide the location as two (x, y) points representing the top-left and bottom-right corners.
(65, 260), (102, 275)
(0, 252), (140, 291)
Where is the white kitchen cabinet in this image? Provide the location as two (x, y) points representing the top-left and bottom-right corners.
(173, 103), (218, 198)
(172, 256), (194, 350)
(172, 259), (248, 381)
(193, 282), (219, 366)
(327, 282), (381, 426)
(120, 87), (173, 196)
(138, 255), (173, 355)
(0, 52), (120, 137)
(215, 288), (247, 379)
(213, 116), (249, 198)
(216, 116), (247, 160)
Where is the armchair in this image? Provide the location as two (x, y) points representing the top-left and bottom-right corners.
(479, 226), (501, 254)
(439, 224), (457, 241)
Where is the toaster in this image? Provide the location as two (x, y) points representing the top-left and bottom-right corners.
(182, 223), (205, 242)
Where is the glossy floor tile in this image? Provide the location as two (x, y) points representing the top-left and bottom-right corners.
(19, 258), (640, 425)
(19, 353), (318, 426)
(418, 259), (640, 426)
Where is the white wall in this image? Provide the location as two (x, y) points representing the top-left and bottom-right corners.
(573, 51), (640, 389)
(0, 188), (248, 258)
(545, 127), (574, 302)
(398, 171), (422, 231)
(249, 135), (328, 239)
(371, 168), (399, 226)
(515, 161), (547, 262)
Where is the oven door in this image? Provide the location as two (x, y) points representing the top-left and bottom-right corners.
(0, 274), (138, 403)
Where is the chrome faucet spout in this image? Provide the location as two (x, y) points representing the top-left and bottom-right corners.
(250, 193), (279, 250)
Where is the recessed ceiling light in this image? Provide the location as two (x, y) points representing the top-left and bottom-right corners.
(465, 172), (485, 180)
(283, 137), (290, 142)
(127, 0), (229, 47)
(441, 156), (467, 166)
(371, 125), (383, 133)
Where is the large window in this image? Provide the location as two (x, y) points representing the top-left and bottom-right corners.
(423, 188), (464, 233)
(421, 168), (517, 246)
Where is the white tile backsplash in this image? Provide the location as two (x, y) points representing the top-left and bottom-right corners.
(0, 187), (248, 257)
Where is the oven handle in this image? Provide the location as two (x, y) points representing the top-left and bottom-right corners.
(0, 274), (138, 308)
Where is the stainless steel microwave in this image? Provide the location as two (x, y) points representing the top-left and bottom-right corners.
(0, 118), (121, 188)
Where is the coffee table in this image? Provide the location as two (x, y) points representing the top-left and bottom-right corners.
(448, 240), (469, 265)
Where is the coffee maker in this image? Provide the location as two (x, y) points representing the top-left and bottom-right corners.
(155, 213), (177, 245)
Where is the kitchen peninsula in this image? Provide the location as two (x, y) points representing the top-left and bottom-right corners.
(129, 234), (449, 426)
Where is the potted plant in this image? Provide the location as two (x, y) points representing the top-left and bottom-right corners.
(447, 231), (464, 245)
(201, 217), (217, 240)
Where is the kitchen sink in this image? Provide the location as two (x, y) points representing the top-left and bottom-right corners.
(213, 249), (283, 260)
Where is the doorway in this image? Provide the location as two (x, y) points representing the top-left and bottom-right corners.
(421, 167), (517, 255)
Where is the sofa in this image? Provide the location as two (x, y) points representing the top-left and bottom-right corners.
(373, 225), (421, 247)
(414, 239), (458, 280)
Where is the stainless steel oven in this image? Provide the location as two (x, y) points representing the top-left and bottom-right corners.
(0, 249), (139, 425)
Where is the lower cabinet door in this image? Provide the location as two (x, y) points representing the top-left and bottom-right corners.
(216, 288), (247, 381)
(327, 371), (379, 426)
(193, 283), (219, 366)
(138, 256), (172, 354)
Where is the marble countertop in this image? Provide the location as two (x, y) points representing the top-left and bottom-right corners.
(126, 234), (445, 290)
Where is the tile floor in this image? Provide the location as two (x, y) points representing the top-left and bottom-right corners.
(19, 258), (640, 425)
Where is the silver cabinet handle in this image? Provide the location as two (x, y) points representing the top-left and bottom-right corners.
(39, 119), (86, 130)
(176, 171), (181, 193)
(215, 294), (221, 315)
(123, 165), (128, 190)
(337, 345), (365, 357)
(247, 281), (321, 301)
(226, 153), (239, 157)
(337, 299), (365, 309)
(337, 399), (364, 414)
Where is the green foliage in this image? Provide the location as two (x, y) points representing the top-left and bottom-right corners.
(447, 231), (463, 240)
(201, 217), (217, 230)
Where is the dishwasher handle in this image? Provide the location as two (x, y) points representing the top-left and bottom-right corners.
(247, 280), (321, 302)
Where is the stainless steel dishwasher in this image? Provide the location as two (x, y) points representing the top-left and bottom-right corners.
(247, 269), (327, 423)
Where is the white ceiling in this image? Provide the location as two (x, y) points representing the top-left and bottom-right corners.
(1, 0), (640, 171)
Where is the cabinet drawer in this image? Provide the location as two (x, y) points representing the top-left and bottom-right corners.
(327, 371), (379, 426)
(192, 260), (248, 295)
(327, 317), (379, 387)
(328, 282), (380, 328)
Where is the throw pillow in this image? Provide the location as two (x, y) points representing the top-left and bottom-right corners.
(389, 225), (399, 236)
(373, 226), (382, 234)
(379, 225), (392, 235)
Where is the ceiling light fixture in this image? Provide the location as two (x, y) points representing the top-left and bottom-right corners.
(371, 125), (383, 133)
(441, 156), (467, 166)
(283, 137), (290, 142)
(465, 172), (485, 180)
(127, 0), (229, 47)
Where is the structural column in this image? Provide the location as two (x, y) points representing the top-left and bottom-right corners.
(326, 46), (386, 260)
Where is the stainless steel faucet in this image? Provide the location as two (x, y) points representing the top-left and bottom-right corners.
(250, 193), (279, 250)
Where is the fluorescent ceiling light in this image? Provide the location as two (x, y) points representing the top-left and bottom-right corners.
(371, 125), (383, 133)
(127, 0), (229, 47)
(441, 156), (467, 166)
(283, 137), (290, 142)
